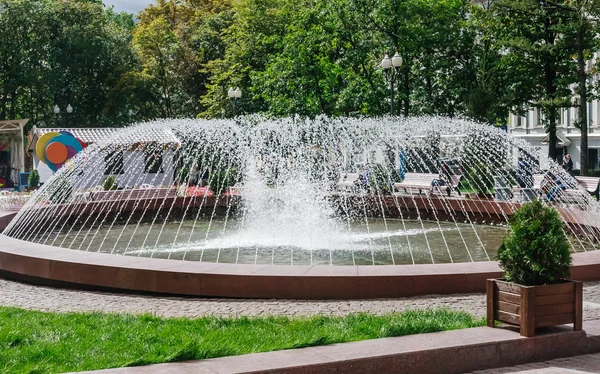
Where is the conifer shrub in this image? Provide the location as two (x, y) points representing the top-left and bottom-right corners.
(368, 164), (397, 195)
(28, 170), (40, 188)
(497, 200), (571, 286)
(464, 162), (494, 194)
(103, 175), (118, 191)
(209, 168), (238, 195)
(49, 175), (73, 204)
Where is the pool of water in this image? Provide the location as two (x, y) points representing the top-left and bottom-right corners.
(45, 218), (508, 265)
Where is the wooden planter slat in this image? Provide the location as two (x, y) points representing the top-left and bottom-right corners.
(498, 301), (520, 314)
(487, 279), (582, 337)
(536, 293), (575, 305)
(536, 313), (575, 328)
(497, 291), (520, 304)
(535, 282), (575, 296)
(495, 310), (521, 325)
(535, 302), (575, 316)
(495, 282), (522, 294)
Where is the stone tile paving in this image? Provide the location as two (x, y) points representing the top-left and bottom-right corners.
(3, 278), (600, 320)
(468, 352), (600, 373)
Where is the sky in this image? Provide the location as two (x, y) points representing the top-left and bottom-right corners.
(103, 0), (153, 15)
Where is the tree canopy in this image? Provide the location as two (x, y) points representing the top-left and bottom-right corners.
(1, 0), (598, 166)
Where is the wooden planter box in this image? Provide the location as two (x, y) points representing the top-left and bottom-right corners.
(486, 279), (582, 337)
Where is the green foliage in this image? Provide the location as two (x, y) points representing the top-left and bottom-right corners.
(48, 175), (73, 204)
(463, 163), (494, 194)
(497, 200), (572, 286)
(27, 170), (39, 188)
(208, 168), (238, 195)
(0, 306), (484, 373)
(368, 164), (398, 195)
(102, 176), (118, 191)
(2, 0), (598, 125)
(0, 0), (136, 127)
(176, 167), (190, 185)
(587, 169), (600, 178)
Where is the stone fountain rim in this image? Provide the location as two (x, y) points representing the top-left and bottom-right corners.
(2, 233), (600, 299)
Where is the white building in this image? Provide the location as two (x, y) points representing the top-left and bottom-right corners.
(508, 53), (600, 172)
(28, 127), (181, 188)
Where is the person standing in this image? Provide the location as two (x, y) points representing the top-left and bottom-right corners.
(563, 154), (574, 176)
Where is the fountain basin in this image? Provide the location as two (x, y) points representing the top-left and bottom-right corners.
(1, 198), (600, 299)
(2, 234), (600, 299)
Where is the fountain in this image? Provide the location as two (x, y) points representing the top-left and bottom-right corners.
(1, 116), (599, 298)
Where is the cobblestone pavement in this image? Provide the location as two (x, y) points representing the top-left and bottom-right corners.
(468, 353), (600, 373)
(3, 278), (600, 319)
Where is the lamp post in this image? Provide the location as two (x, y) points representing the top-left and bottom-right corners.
(381, 52), (403, 115)
(53, 104), (73, 126)
(227, 87), (242, 116)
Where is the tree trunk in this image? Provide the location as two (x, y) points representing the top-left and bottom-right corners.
(9, 93), (17, 120)
(544, 64), (559, 160)
(577, 25), (588, 176)
(403, 64), (409, 117)
(543, 13), (558, 160)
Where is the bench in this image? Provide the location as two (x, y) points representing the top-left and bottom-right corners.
(575, 176), (600, 200)
(336, 173), (361, 190)
(511, 175), (544, 202)
(394, 173), (462, 197)
(518, 174), (598, 204)
(92, 187), (177, 201)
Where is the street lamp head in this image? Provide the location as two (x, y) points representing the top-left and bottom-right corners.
(392, 52), (402, 68)
(381, 54), (392, 70)
(234, 87), (242, 98)
(66, 104), (73, 114)
(227, 87), (235, 98)
(53, 105), (60, 114)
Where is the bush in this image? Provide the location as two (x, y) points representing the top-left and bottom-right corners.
(368, 164), (398, 195)
(586, 169), (600, 178)
(497, 200), (571, 286)
(464, 162), (494, 194)
(49, 176), (73, 204)
(176, 167), (190, 185)
(208, 168), (238, 195)
(28, 170), (40, 188)
(103, 176), (118, 191)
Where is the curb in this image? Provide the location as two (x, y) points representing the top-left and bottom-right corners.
(72, 321), (600, 374)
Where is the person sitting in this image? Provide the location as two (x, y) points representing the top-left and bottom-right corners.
(540, 171), (566, 203)
(430, 164), (451, 195)
(356, 165), (371, 190)
(516, 157), (534, 188)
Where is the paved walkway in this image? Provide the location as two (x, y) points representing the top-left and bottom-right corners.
(4, 278), (600, 373)
(0, 278), (486, 317)
(469, 352), (600, 373)
(3, 278), (600, 320)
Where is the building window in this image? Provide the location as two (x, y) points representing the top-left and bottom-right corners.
(516, 116), (522, 127)
(590, 148), (600, 171)
(145, 150), (163, 174)
(104, 150), (124, 175)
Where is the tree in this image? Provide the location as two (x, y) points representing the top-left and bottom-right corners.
(134, 0), (234, 118)
(0, 0), (136, 129)
(456, 2), (513, 124)
(492, 0), (575, 160)
(561, 0), (600, 175)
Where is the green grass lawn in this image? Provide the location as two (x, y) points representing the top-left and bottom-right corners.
(0, 306), (484, 373)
